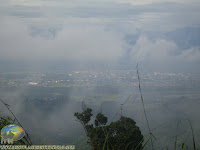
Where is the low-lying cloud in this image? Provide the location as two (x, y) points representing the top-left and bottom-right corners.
(0, 17), (125, 63)
(0, 0), (200, 72)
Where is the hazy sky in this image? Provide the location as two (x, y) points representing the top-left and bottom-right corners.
(0, 0), (200, 72)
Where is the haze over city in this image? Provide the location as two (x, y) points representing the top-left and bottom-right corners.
(0, 0), (200, 149)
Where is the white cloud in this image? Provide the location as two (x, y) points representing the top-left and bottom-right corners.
(130, 36), (178, 62)
(178, 47), (200, 62)
(130, 36), (200, 67)
(0, 17), (124, 62)
(0, 0), (200, 72)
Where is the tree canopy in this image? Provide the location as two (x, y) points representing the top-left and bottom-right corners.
(74, 108), (143, 150)
(0, 114), (29, 145)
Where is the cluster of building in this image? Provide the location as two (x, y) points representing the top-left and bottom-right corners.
(0, 71), (199, 88)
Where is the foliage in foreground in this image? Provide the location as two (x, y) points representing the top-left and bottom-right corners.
(74, 108), (144, 150)
(0, 114), (27, 145)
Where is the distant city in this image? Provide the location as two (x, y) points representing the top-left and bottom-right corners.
(1, 71), (200, 88)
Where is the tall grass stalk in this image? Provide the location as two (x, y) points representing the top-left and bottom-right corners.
(136, 64), (154, 150)
(174, 121), (180, 150)
(188, 120), (197, 150)
(0, 98), (32, 145)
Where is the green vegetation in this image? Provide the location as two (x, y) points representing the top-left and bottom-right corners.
(74, 108), (143, 150)
(0, 114), (27, 145)
(0, 71), (200, 149)
(0, 115), (13, 130)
